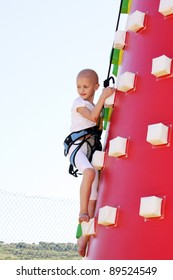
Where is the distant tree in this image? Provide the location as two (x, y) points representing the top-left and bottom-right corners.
(16, 242), (27, 249)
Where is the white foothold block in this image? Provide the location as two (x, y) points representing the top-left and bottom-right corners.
(151, 55), (172, 77)
(91, 151), (105, 170)
(81, 218), (95, 236)
(117, 71), (136, 92)
(105, 93), (115, 106)
(114, 30), (126, 49)
(108, 136), (127, 158)
(139, 196), (163, 218)
(98, 205), (117, 226)
(146, 123), (169, 145)
(126, 10), (145, 32)
(159, 0), (173, 16)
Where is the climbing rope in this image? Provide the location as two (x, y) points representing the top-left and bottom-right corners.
(103, 0), (124, 88)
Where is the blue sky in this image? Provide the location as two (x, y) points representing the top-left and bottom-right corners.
(0, 0), (120, 199)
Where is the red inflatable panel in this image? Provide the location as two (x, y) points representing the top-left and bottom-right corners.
(87, 0), (173, 259)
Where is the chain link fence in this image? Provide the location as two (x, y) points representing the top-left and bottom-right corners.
(0, 189), (79, 244)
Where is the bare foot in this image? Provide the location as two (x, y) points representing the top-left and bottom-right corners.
(77, 236), (89, 257)
(79, 213), (90, 223)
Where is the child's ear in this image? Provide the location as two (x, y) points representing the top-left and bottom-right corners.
(95, 83), (100, 90)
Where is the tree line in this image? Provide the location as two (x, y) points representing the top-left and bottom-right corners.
(0, 241), (81, 260)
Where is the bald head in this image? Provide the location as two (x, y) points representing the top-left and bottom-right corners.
(77, 69), (99, 84)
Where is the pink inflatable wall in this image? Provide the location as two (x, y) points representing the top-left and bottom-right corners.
(87, 0), (173, 259)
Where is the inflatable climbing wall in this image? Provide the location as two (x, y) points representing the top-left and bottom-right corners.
(87, 0), (173, 259)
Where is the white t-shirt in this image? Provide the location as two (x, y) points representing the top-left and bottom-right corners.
(70, 96), (96, 132)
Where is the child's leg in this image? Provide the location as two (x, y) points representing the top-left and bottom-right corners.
(69, 142), (98, 222)
(77, 171), (99, 257)
(68, 142), (100, 256)
(79, 167), (99, 222)
(79, 168), (95, 222)
(88, 199), (96, 217)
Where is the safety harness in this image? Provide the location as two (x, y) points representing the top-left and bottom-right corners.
(63, 125), (102, 177)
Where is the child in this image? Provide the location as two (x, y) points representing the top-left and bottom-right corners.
(64, 69), (115, 256)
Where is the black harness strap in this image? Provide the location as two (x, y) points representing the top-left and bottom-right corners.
(63, 126), (102, 177)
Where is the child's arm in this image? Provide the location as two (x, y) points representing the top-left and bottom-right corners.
(77, 87), (115, 123)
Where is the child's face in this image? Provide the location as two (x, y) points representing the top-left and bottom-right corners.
(76, 76), (99, 103)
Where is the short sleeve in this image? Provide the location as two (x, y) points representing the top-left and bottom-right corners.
(72, 97), (85, 112)
(70, 97), (96, 132)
